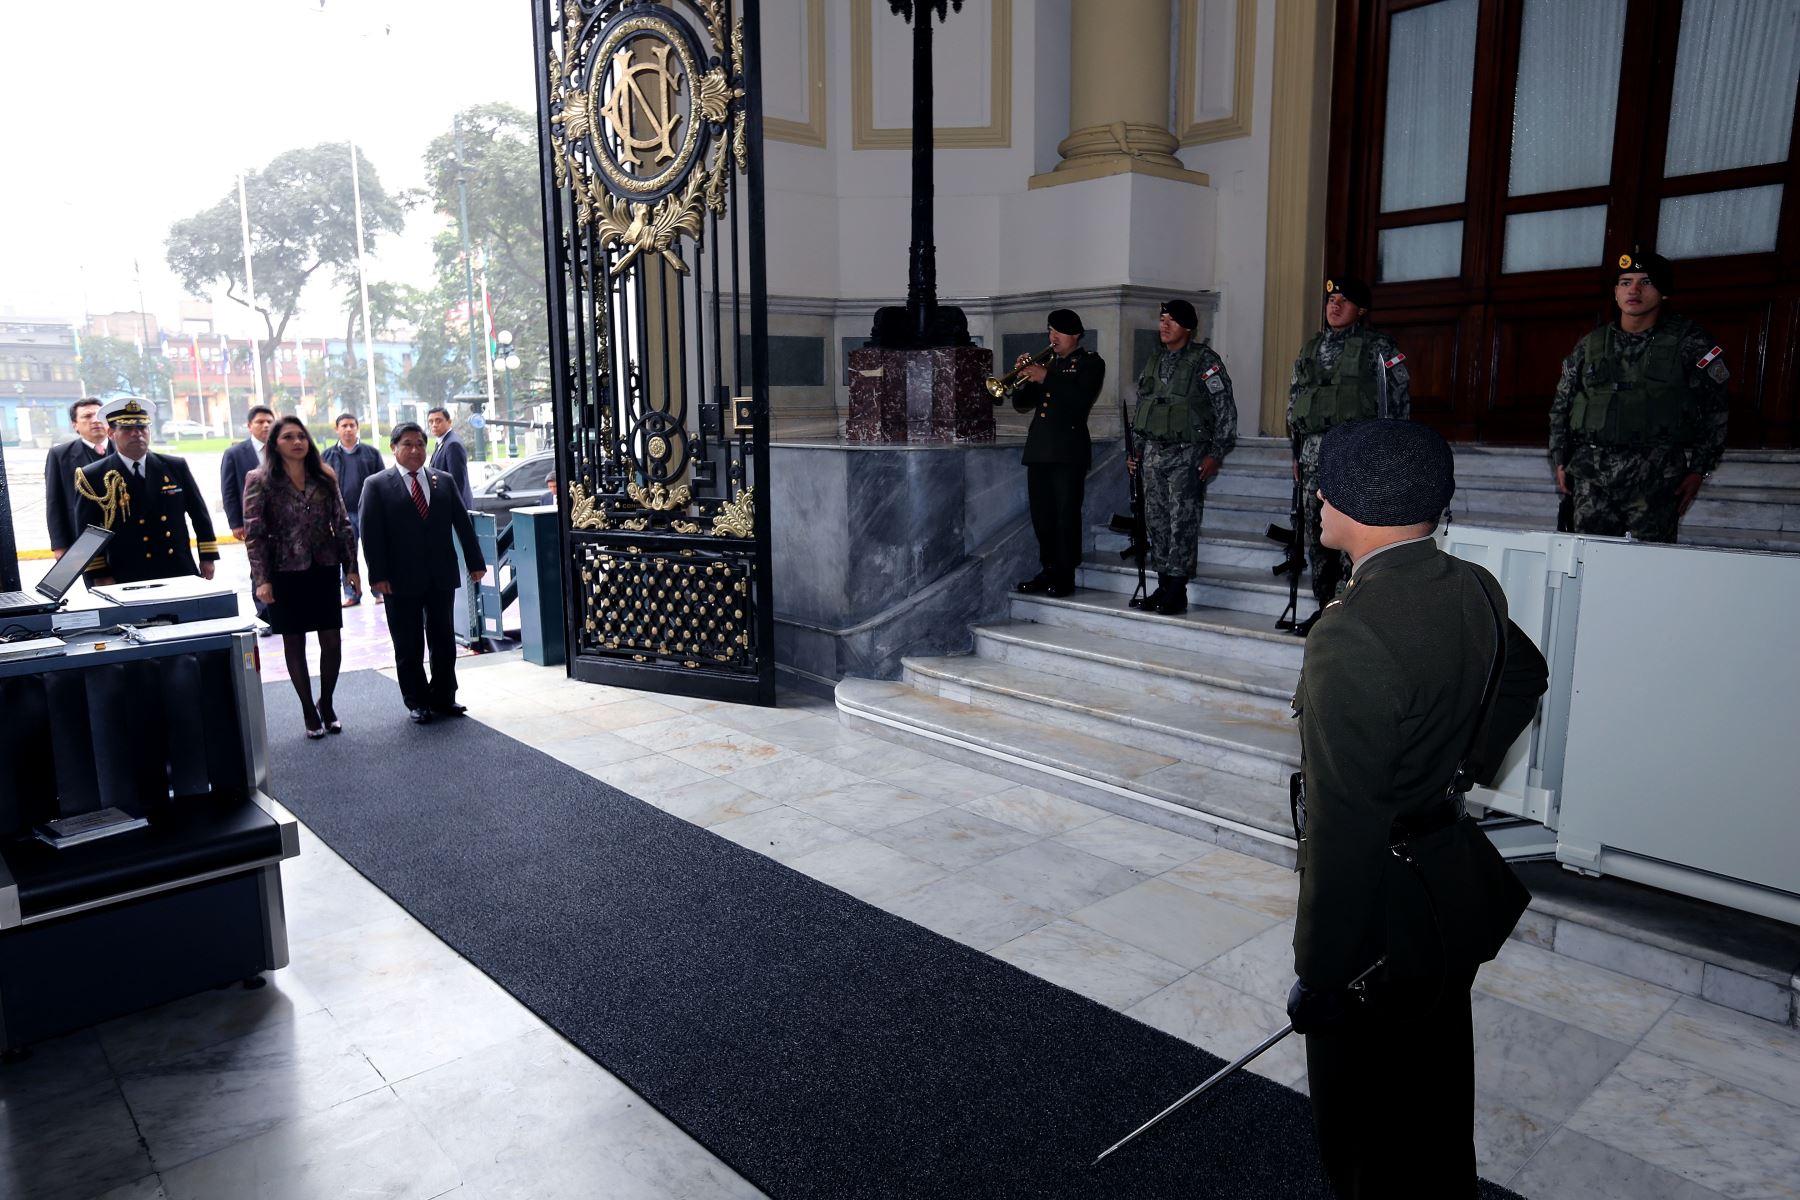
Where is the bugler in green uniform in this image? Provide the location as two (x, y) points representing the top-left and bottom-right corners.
(1013, 309), (1106, 598)
(1549, 249), (1729, 542)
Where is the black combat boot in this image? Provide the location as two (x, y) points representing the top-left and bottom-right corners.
(1154, 576), (1189, 615)
(1134, 574), (1171, 611)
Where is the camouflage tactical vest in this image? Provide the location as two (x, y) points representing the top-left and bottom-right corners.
(1570, 318), (1697, 448)
(1290, 332), (1378, 435)
(1134, 347), (1211, 443)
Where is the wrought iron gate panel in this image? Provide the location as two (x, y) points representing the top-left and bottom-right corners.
(533, 0), (774, 704)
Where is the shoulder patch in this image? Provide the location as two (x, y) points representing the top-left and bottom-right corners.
(1697, 345), (1722, 369)
(1383, 352), (1406, 370)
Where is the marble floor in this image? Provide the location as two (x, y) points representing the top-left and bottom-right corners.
(7, 655), (1800, 1199)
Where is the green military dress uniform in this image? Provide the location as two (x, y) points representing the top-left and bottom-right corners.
(1286, 325), (1410, 603)
(1548, 315), (1729, 543)
(1014, 346), (1107, 587)
(1132, 341), (1236, 581)
(1293, 538), (1547, 1196)
(74, 451), (220, 584)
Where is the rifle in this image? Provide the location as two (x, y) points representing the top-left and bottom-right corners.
(1107, 394), (1151, 607)
(1265, 474), (1305, 631)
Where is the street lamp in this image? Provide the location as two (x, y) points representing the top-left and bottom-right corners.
(494, 330), (522, 455)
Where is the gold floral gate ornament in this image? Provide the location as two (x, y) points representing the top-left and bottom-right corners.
(536, 0), (774, 705)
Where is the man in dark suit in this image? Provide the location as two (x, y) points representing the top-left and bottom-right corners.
(44, 397), (108, 560)
(321, 412), (384, 606)
(1010, 309), (1106, 598)
(360, 422), (487, 723)
(1285, 419), (1547, 1197)
(220, 404), (275, 539)
(74, 397), (220, 585)
(426, 406), (474, 506)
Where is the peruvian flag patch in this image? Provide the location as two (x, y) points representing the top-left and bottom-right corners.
(1697, 345), (1723, 368)
(1384, 352), (1407, 370)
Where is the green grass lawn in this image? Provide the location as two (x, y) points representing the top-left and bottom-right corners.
(152, 437), (237, 453)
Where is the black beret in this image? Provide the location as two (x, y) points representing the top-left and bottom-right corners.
(1047, 308), (1084, 336)
(1160, 298), (1199, 330)
(1325, 276), (1372, 310)
(1615, 248), (1674, 294)
(1317, 419), (1455, 527)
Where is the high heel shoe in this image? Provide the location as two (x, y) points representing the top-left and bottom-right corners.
(318, 702), (343, 735)
(304, 721), (327, 740)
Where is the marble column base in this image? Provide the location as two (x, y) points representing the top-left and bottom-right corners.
(845, 346), (996, 443)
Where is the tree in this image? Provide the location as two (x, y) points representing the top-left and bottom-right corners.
(79, 335), (171, 401)
(413, 104), (550, 412)
(339, 279), (425, 415)
(165, 143), (407, 403)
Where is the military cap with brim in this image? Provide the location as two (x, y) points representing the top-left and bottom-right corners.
(1325, 276), (1373, 310)
(100, 396), (152, 427)
(1317, 418), (1455, 527)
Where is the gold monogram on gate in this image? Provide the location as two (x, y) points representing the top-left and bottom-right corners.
(583, 14), (703, 198)
(601, 41), (684, 171)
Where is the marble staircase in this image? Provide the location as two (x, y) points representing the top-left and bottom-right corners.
(835, 433), (1800, 1026)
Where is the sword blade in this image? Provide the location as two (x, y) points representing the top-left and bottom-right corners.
(1090, 1023), (1292, 1168)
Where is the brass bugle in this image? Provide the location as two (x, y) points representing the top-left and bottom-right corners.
(985, 345), (1055, 402)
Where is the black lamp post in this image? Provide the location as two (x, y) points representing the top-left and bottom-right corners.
(870, 0), (971, 350)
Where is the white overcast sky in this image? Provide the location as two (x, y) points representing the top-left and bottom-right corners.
(0, 0), (539, 339)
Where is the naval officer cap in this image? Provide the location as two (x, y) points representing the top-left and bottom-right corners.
(100, 396), (152, 427)
(1317, 419), (1456, 527)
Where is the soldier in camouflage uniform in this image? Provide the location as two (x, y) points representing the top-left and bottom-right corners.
(1128, 298), (1238, 615)
(1286, 276), (1410, 633)
(1549, 250), (1729, 543)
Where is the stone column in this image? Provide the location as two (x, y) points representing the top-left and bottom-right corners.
(1039, 0), (1204, 186)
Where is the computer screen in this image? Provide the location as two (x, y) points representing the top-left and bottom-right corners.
(38, 525), (114, 600)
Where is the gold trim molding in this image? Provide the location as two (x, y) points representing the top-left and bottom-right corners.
(1259, 0), (1334, 434)
(1178, 0), (1257, 146)
(764, 0), (828, 147)
(850, 0), (1013, 150)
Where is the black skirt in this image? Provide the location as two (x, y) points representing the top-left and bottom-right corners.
(267, 563), (344, 635)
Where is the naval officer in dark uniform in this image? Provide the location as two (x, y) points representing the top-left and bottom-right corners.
(1285, 419), (1547, 1197)
(73, 397), (220, 586)
(1012, 308), (1105, 598)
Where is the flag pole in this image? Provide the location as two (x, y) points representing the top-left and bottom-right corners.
(349, 139), (380, 439)
(235, 172), (266, 412)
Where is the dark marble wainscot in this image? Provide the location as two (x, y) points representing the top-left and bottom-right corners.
(769, 437), (1127, 687)
(845, 346), (996, 443)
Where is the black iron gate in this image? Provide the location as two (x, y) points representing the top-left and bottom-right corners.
(533, 0), (774, 705)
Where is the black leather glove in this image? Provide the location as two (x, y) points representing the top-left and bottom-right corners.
(1286, 977), (1352, 1035)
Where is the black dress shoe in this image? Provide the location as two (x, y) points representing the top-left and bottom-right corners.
(432, 703), (468, 718)
(1044, 579), (1075, 598)
(409, 707), (434, 724)
(1153, 578), (1189, 615)
(1016, 573), (1053, 594)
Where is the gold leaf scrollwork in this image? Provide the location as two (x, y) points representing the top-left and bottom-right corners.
(671, 519), (702, 534)
(625, 481), (693, 512)
(711, 487), (754, 538)
(619, 518), (650, 531)
(569, 481), (608, 530)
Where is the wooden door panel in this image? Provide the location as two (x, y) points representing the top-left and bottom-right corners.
(1374, 315), (1462, 432)
(1484, 308), (1601, 446)
(1658, 300), (1770, 449)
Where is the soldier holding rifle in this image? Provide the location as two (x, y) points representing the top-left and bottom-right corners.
(1012, 309), (1105, 599)
(1127, 298), (1237, 615)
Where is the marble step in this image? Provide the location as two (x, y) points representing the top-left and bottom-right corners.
(971, 620), (1297, 723)
(901, 652), (1300, 786)
(1009, 589), (1307, 671)
(835, 676), (1297, 861)
(1092, 525), (1296, 571)
(1080, 559), (1296, 618)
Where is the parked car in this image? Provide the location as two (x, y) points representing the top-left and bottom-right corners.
(470, 450), (556, 530)
(161, 420), (211, 438)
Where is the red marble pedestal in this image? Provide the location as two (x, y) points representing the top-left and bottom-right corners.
(845, 345), (995, 443)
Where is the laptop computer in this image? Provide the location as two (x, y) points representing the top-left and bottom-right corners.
(0, 525), (115, 617)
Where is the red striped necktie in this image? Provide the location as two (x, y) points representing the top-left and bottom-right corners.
(408, 471), (429, 520)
